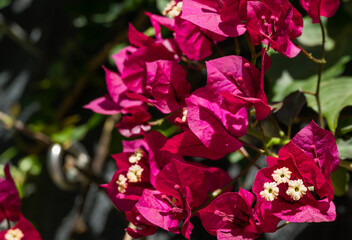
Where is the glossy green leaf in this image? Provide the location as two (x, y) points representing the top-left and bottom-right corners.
(337, 138), (352, 160)
(306, 77), (352, 132)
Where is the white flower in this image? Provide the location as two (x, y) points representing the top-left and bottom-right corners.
(127, 164), (144, 183)
(286, 179), (307, 201)
(181, 108), (188, 123)
(163, 0), (183, 18)
(272, 167), (292, 184)
(260, 182), (279, 201)
(5, 229), (24, 240)
(116, 174), (128, 193)
(128, 149), (144, 164)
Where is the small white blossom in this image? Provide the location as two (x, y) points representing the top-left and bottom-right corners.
(128, 149), (144, 164)
(127, 164), (144, 183)
(116, 174), (128, 193)
(272, 167), (292, 184)
(286, 179), (307, 201)
(181, 108), (188, 123)
(5, 229), (24, 240)
(260, 182), (279, 201)
(163, 0), (183, 18)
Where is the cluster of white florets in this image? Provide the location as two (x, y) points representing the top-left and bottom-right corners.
(162, 0), (183, 18)
(260, 167), (307, 201)
(116, 149), (145, 193)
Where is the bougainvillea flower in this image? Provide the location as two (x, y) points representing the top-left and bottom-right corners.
(246, 0), (303, 58)
(161, 128), (245, 160)
(206, 49), (271, 120)
(253, 142), (337, 223)
(299, 0), (340, 23)
(112, 24), (178, 94)
(147, 11), (225, 60)
(186, 87), (247, 149)
(0, 215), (41, 240)
(136, 159), (208, 239)
(0, 164), (21, 222)
(199, 189), (263, 240)
(115, 106), (151, 138)
(125, 206), (158, 238)
(84, 68), (143, 115)
(290, 121), (339, 189)
(181, 0), (246, 37)
(143, 60), (190, 114)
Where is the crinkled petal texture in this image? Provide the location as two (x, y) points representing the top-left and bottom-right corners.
(246, 0), (303, 58)
(181, 0), (246, 37)
(84, 68), (143, 115)
(116, 106), (151, 138)
(186, 87), (247, 149)
(299, 0), (340, 23)
(161, 129), (243, 160)
(0, 164), (21, 222)
(253, 144), (336, 223)
(136, 159), (208, 239)
(125, 206), (158, 238)
(290, 121), (340, 183)
(0, 215), (41, 240)
(145, 60), (190, 114)
(199, 190), (262, 240)
(206, 52), (271, 120)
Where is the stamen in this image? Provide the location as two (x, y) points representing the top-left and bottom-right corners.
(128, 149), (144, 164)
(181, 108), (188, 123)
(116, 174), (128, 193)
(127, 164), (144, 183)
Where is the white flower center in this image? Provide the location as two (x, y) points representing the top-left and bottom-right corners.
(181, 108), (188, 123)
(116, 174), (128, 193)
(163, 0), (183, 18)
(286, 179), (307, 201)
(127, 164), (144, 183)
(260, 182), (279, 201)
(5, 229), (24, 240)
(272, 167), (292, 184)
(128, 149), (144, 164)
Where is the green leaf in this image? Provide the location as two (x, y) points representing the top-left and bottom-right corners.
(156, 0), (169, 13)
(0, 0), (11, 10)
(306, 77), (352, 132)
(228, 151), (243, 164)
(336, 138), (352, 160)
(331, 167), (350, 196)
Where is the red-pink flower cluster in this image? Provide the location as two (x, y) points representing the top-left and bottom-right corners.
(0, 164), (42, 240)
(84, 0), (340, 239)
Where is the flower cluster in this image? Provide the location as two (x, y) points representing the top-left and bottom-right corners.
(84, 0), (340, 239)
(0, 164), (41, 240)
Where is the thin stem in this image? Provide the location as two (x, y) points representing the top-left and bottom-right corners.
(239, 139), (266, 155)
(315, 17), (326, 127)
(258, 121), (267, 153)
(234, 37), (241, 55)
(297, 45), (326, 64)
(123, 222), (135, 240)
(245, 32), (257, 65)
(276, 221), (290, 230)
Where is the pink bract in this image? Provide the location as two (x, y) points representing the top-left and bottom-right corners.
(0, 164), (21, 222)
(199, 189), (262, 240)
(181, 0), (246, 37)
(0, 215), (41, 240)
(300, 0), (340, 23)
(246, 0), (303, 58)
(206, 49), (271, 120)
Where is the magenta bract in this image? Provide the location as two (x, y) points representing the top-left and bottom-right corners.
(181, 0), (246, 37)
(300, 0), (340, 23)
(0, 164), (21, 222)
